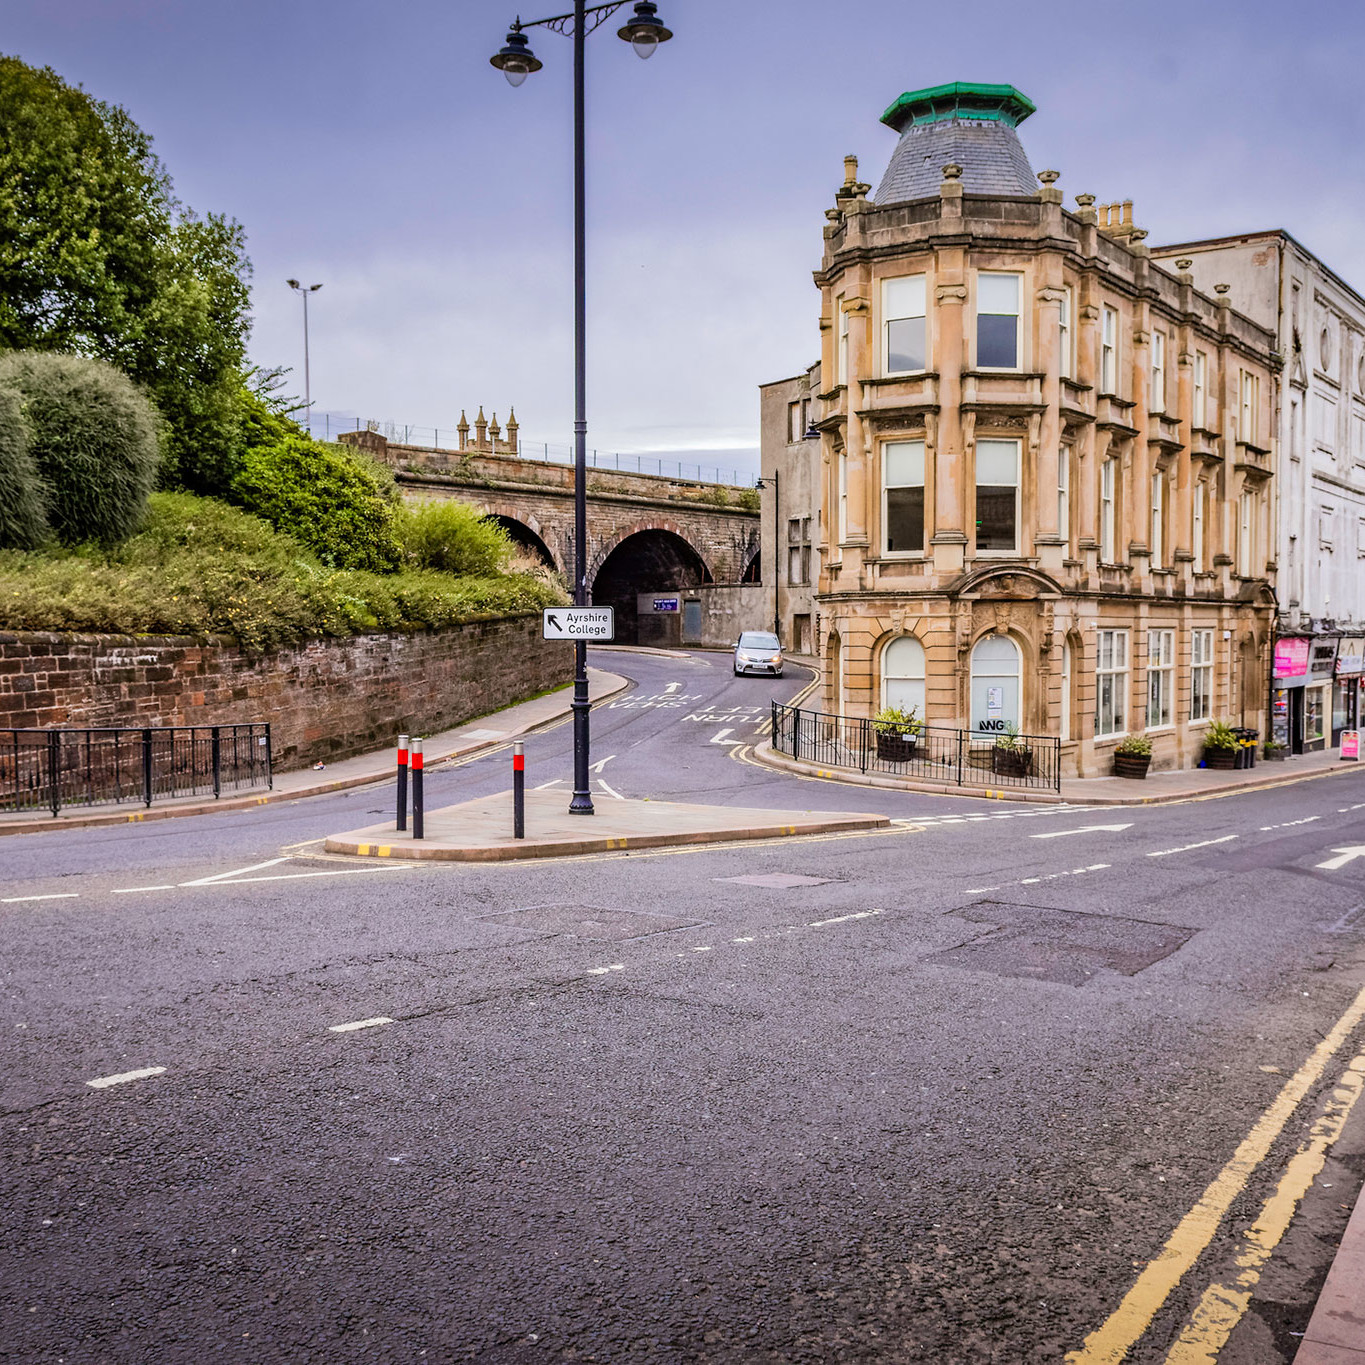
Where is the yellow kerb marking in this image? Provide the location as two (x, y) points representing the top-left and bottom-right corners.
(376, 846), (390, 857)
(356, 843), (370, 855)
(1066, 982), (1365, 1365)
(1163, 1051), (1365, 1363)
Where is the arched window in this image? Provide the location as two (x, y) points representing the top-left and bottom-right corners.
(881, 636), (926, 718)
(970, 634), (1022, 734)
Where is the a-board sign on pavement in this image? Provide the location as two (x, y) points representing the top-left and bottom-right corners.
(543, 607), (614, 641)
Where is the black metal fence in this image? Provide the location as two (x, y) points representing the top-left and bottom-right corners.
(771, 702), (1062, 793)
(1, 725), (272, 817)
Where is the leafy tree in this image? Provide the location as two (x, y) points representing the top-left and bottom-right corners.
(0, 351), (160, 546)
(232, 436), (402, 573)
(396, 500), (513, 577)
(0, 54), (251, 495)
(0, 380), (49, 549)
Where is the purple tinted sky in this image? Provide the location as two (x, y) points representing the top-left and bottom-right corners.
(6, 0), (1364, 474)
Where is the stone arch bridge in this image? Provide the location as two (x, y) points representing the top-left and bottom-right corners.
(340, 432), (761, 644)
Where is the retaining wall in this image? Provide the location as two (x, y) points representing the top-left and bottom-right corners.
(0, 616), (572, 772)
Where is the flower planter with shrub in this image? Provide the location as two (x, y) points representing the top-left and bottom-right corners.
(873, 705), (921, 763)
(991, 725), (1035, 778)
(1113, 732), (1152, 779)
(1202, 719), (1240, 769)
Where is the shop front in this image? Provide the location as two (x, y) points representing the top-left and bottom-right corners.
(1272, 636), (1339, 754)
(1335, 636), (1365, 744)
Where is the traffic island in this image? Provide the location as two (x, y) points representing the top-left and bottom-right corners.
(324, 789), (889, 862)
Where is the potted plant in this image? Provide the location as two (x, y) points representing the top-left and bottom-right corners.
(1202, 719), (1240, 769)
(873, 704), (922, 762)
(1263, 738), (1289, 761)
(1113, 732), (1153, 779)
(991, 723), (1035, 778)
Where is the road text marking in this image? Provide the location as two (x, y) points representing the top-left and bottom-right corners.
(87, 1066), (166, 1089)
(328, 1016), (395, 1033)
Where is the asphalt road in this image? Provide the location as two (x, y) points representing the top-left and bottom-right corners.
(3, 647), (1365, 1363)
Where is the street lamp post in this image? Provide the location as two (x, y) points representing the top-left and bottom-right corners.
(491, 1), (673, 816)
(286, 279), (323, 431)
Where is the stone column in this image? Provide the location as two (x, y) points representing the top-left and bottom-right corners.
(932, 178), (968, 575)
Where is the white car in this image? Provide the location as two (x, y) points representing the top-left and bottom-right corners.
(734, 631), (783, 677)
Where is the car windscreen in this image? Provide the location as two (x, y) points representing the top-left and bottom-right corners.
(738, 633), (779, 649)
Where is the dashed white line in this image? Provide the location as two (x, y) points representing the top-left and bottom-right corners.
(1, 893), (79, 903)
(534, 779), (564, 790)
(1147, 834), (1240, 858)
(111, 885), (176, 894)
(585, 964), (625, 976)
(807, 908), (884, 928)
(328, 1016), (395, 1033)
(965, 886), (1000, 895)
(87, 1066), (166, 1089)
(1259, 817), (1322, 832)
(732, 936), (756, 943)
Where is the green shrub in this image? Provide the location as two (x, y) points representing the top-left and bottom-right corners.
(0, 491), (567, 650)
(1203, 719), (1239, 750)
(0, 381), (49, 549)
(232, 435), (401, 572)
(1114, 732), (1153, 757)
(396, 499), (512, 577)
(0, 351), (160, 545)
(873, 704), (921, 737)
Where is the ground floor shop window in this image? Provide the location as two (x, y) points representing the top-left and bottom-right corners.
(881, 636), (926, 717)
(1147, 629), (1174, 728)
(970, 634), (1021, 734)
(1191, 629), (1214, 721)
(1095, 629), (1128, 737)
(1306, 683), (1327, 746)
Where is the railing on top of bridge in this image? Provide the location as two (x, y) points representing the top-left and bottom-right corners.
(770, 702), (1062, 794)
(305, 412), (757, 489)
(1, 724), (273, 817)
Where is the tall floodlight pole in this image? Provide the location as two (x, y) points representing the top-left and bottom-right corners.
(287, 279), (323, 432)
(492, 1), (673, 815)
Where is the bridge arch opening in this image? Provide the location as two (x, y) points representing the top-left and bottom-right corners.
(488, 515), (558, 574)
(741, 550), (762, 583)
(591, 528), (713, 646)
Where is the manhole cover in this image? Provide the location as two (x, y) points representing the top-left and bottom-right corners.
(926, 901), (1196, 987)
(479, 904), (702, 942)
(715, 873), (834, 889)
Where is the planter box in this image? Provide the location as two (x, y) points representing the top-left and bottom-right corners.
(875, 732), (919, 764)
(1113, 752), (1151, 779)
(1203, 748), (1238, 769)
(1263, 748), (1289, 761)
(991, 747), (1034, 778)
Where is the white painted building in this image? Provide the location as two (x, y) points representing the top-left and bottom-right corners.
(1151, 231), (1365, 752)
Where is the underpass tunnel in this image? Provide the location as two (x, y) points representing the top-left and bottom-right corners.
(488, 515), (559, 575)
(591, 529), (713, 646)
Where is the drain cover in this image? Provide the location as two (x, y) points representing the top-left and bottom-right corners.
(480, 904), (701, 942)
(926, 902), (1195, 987)
(715, 873), (834, 889)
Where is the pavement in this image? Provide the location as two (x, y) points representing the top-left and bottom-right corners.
(1295, 1182), (1365, 1363)
(0, 666), (631, 837)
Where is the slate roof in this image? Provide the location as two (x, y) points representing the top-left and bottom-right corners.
(873, 82), (1038, 205)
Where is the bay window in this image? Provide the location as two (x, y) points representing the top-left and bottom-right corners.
(883, 275), (927, 375)
(977, 273), (1021, 369)
(975, 439), (1020, 552)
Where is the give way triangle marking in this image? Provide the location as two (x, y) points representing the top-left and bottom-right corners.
(1031, 823), (1134, 840)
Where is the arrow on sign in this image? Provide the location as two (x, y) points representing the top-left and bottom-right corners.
(1031, 823), (1134, 840)
(1317, 847), (1365, 872)
(546, 614), (562, 632)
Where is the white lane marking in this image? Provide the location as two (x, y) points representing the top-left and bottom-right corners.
(180, 856), (291, 887)
(807, 908), (884, 929)
(1317, 847), (1365, 872)
(328, 1016), (394, 1033)
(1, 893), (79, 903)
(203, 866), (417, 886)
(586, 964), (625, 975)
(1147, 834), (1240, 858)
(691, 944), (713, 952)
(111, 885), (176, 894)
(709, 728), (743, 745)
(1031, 823), (1134, 840)
(589, 754), (616, 773)
(87, 1066), (166, 1089)
(663, 682), (682, 694)
(534, 779), (564, 789)
(1260, 816), (1322, 832)
(965, 887), (1000, 894)
(597, 779), (625, 801)
(1021, 877), (1041, 884)
(732, 936), (755, 943)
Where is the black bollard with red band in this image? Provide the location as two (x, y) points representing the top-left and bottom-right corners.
(513, 741), (525, 839)
(396, 733), (409, 832)
(411, 737), (424, 840)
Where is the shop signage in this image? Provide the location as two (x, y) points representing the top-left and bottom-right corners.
(1310, 638), (1340, 680)
(651, 597), (679, 613)
(1343, 731), (1361, 762)
(1273, 637), (1310, 681)
(1337, 638), (1365, 677)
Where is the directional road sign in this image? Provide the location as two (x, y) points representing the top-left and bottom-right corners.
(543, 606), (615, 641)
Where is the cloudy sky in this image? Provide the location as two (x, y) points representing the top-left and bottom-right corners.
(7, 0), (1365, 477)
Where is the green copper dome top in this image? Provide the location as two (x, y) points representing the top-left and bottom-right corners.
(880, 82), (1036, 135)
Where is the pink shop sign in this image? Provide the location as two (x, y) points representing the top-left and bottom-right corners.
(1274, 637), (1311, 679)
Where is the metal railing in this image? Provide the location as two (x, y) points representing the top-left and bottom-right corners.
(770, 702), (1062, 793)
(1, 725), (272, 817)
(307, 411), (757, 488)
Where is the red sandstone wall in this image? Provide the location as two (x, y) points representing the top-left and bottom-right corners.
(0, 616), (572, 771)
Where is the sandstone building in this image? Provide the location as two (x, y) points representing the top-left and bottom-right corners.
(772, 82), (1279, 776)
